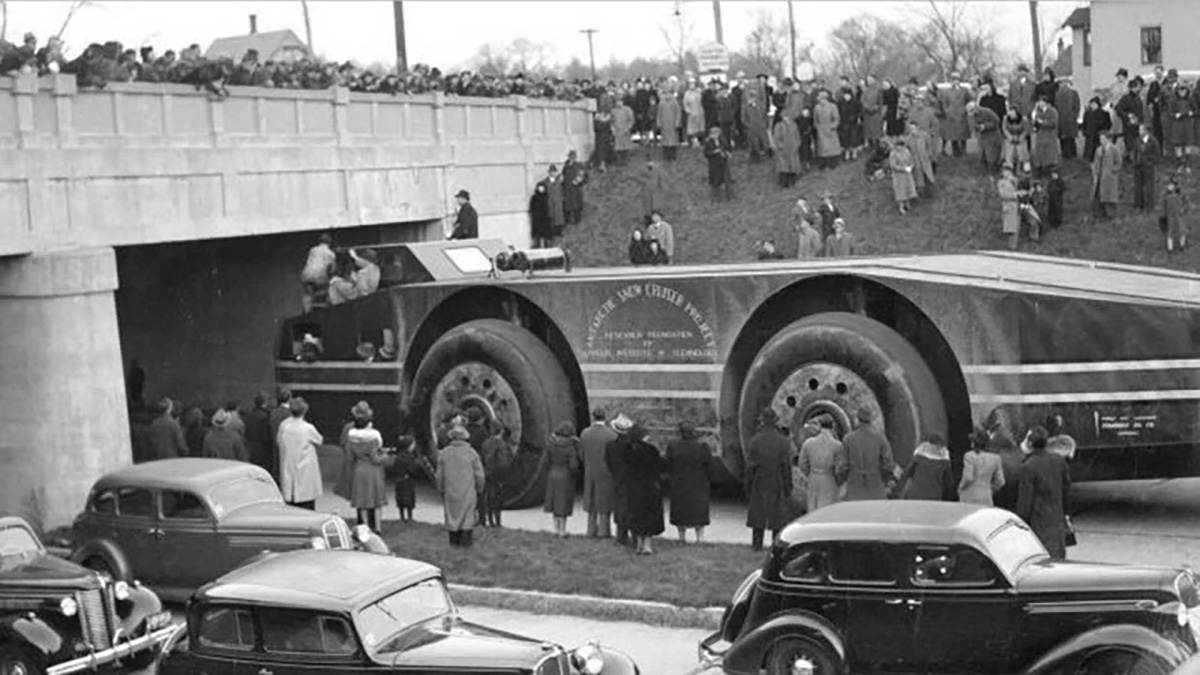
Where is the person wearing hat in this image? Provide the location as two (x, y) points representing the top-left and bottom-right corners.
(611, 95), (635, 165)
(969, 100), (1004, 173)
(538, 421), (580, 537)
(623, 422), (666, 555)
(958, 428), (1005, 505)
(1081, 96), (1112, 163)
(889, 137), (918, 215)
(277, 397), (324, 509)
(1132, 122), (1161, 212)
(997, 164), (1022, 249)
(203, 408), (248, 462)
(657, 82), (684, 161)
(580, 409), (618, 538)
(796, 414), (847, 514)
(1016, 426), (1071, 559)
(1115, 78), (1146, 160)
(703, 126), (733, 201)
(245, 391), (274, 473)
(744, 408), (792, 551)
(1008, 64), (1035, 120)
(342, 402), (389, 533)
(1054, 77), (1081, 159)
(147, 396), (188, 461)
(350, 248), (380, 296)
(1091, 131), (1123, 219)
(435, 421), (485, 547)
(666, 420), (714, 544)
(939, 71), (972, 158)
(448, 189), (478, 240)
(842, 407), (900, 501)
(604, 413), (637, 546)
(562, 149), (588, 225)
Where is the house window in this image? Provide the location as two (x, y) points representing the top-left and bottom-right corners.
(1083, 28), (1092, 67)
(1140, 26), (1162, 65)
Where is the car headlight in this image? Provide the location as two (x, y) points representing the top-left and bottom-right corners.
(114, 580), (131, 601)
(354, 524), (371, 544)
(310, 535), (328, 550)
(572, 643), (605, 675)
(60, 596), (78, 617)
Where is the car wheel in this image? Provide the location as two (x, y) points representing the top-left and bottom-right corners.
(0, 644), (39, 675)
(1078, 649), (1172, 675)
(765, 636), (839, 675)
(411, 319), (576, 509)
(739, 312), (947, 470)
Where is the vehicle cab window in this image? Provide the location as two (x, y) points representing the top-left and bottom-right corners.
(911, 545), (998, 587)
(197, 605), (256, 651)
(827, 542), (896, 586)
(118, 488), (155, 518)
(260, 608), (358, 656)
(779, 545), (828, 583)
(89, 488), (117, 515)
(161, 491), (210, 521)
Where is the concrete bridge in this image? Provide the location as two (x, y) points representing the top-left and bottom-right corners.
(0, 73), (594, 527)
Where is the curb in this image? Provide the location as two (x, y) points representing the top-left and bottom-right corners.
(449, 583), (724, 631)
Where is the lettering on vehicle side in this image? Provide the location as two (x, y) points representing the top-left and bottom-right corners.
(584, 282), (718, 361)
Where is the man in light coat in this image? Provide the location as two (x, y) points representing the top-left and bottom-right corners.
(1091, 133), (1123, 218)
(579, 409), (618, 538)
(276, 397), (324, 510)
(436, 423), (485, 547)
(842, 408), (899, 501)
(797, 415), (847, 513)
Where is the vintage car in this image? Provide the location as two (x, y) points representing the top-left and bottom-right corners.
(70, 458), (358, 601)
(700, 501), (1200, 675)
(0, 515), (176, 675)
(157, 549), (639, 675)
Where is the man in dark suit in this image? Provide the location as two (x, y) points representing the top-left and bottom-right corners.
(744, 408), (793, 551)
(1132, 123), (1161, 211)
(841, 408), (899, 501)
(1017, 426), (1071, 559)
(448, 189), (478, 240)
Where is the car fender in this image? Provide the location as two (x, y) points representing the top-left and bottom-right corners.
(723, 610), (846, 675)
(71, 538), (131, 581)
(1022, 623), (1191, 675)
(0, 614), (63, 659)
(592, 644), (638, 675)
(120, 582), (165, 632)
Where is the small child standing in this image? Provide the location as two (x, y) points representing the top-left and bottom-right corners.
(390, 435), (422, 523)
(1162, 176), (1190, 253)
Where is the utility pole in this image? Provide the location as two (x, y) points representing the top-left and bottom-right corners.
(1028, 1), (1043, 76)
(712, 0), (723, 45)
(787, 0), (797, 80)
(393, 0), (407, 73)
(300, 0), (314, 53)
(580, 28), (598, 81)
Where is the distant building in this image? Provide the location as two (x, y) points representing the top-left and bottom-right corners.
(1065, 0), (1200, 101)
(205, 15), (310, 63)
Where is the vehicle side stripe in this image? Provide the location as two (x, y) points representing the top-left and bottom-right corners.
(278, 383), (398, 393)
(1023, 599), (1159, 614)
(962, 359), (1200, 374)
(275, 361), (401, 370)
(970, 390), (1200, 404)
(579, 363), (724, 373)
(588, 389), (720, 400)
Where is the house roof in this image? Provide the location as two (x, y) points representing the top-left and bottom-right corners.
(205, 29), (309, 61)
(1062, 6), (1090, 30)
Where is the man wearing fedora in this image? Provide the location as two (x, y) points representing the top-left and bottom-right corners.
(842, 407), (901, 501)
(202, 409), (248, 462)
(604, 413), (637, 547)
(435, 420), (485, 547)
(277, 397), (324, 510)
(744, 408), (792, 551)
(580, 409), (618, 539)
(448, 189), (478, 240)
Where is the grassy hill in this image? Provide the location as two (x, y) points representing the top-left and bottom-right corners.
(562, 144), (1200, 272)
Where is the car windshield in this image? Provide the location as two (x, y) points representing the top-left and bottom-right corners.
(987, 519), (1049, 576)
(206, 477), (283, 516)
(356, 578), (453, 654)
(0, 524), (42, 559)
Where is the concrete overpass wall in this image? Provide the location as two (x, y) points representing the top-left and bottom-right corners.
(0, 73), (595, 256)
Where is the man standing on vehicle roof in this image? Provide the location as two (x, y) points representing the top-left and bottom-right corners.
(1017, 426), (1072, 560)
(448, 189), (478, 240)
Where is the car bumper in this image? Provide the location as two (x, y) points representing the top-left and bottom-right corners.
(699, 631), (731, 671)
(47, 624), (178, 675)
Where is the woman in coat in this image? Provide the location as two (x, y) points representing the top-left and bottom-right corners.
(624, 425), (665, 555)
(656, 91), (683, 160)
(797, 416), (847, 513)
(836, 87), (863, 160)
(998, 168), (1021, 250)
(683, 82), (705, 144)
(611, 100), (635, 163)
(1162, 175), (1189, 252)
(1030, 99), (1061, 175)
(813, 91), (842, 169)
(905, 121), (937, 198)
(628, 228), (652, 265)
(861, 75), (883, 144)
(390, 435), (422, 523)
(528, 182), (554, 248)
(435, 423), (485, 547)
(771, 114), (802, 188)
(958, 430), (1005, 505)
(1166, 85), (1195, 158)
(639, 161), (666, 219)
(889, 139), (918, 214)
(666, 421), (713, 544)
(881, 79), (904, 137)
(345, 401), (389, 532)
(539, 421), (580, 537)
(1081, 97), (1112, 162)
(899, 432), (955, 501)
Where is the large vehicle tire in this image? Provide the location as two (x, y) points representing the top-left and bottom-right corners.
(411, 319), (575, 509)
(739, 312), (947, 471)
(1077, 649), (1171, 675)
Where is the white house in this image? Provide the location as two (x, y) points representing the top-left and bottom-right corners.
(1065, 0), (1200, 100)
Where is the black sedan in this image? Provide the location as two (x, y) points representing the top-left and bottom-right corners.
(700, 501), (1200, 675)
(158, 549), (638, 675)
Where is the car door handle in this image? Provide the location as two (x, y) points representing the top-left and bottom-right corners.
(884, 598), (904, 605)
(148, 528), (164, 539)
(906, 599), (923, 608)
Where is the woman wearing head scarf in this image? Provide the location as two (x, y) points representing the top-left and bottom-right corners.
(666, 421), (714, 544)
(539, 421), (580, 537)
(624, 423), (665, 555)
(344, 401), (389, 533)
(899, 432), (955, 501)
(958, 430), (1005, 505)
(435, 422), (485, 547)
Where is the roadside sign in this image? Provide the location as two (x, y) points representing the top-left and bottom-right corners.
(697, 42), (729, 74)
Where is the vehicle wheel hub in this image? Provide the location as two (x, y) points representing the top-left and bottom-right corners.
(770, 362), (884, 439)
(790, 655), (817, 675)
(429, 362), (523, 443)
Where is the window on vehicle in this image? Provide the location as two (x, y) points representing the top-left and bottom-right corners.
(0, 524), (42, 558)
(260, 608), (357, 656)
(1141, 26), (1162, 65)
(442, 246), (493, 274)
(827, 542), (896, 585)
(911, 546), (997, 587)
(161, 491), (210, 520)
(780, 546), (828, 583)
(206, 477), (282, 517)
(361, 578), (454, 653)
(197, 606), (255, 651)
(90, 489), (117, 515)
(987, 520), (1048, 577)
(118, 488), (155, 518)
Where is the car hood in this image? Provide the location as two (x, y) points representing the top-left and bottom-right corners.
(0, 551), (97, 589)
(1016, 558), (1176, 595)
(217, 503), (335, 532)
(383, 619), (559, 669)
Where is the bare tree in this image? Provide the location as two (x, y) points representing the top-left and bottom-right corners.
(741, 10), (789, 77)
(55, 0), (99, 41)
(660, 1), (693, 74)
(468, 44), (512, 77)
(507, 37), (553, 76)
(908, 1), (1006, 79)
(827, 14), (918, 82)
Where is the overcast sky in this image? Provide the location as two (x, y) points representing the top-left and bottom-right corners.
(4, 1), (1082, 70)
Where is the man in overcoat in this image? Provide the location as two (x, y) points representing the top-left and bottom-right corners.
(656, 87), (683, 161)
(277, 397), (324, 510)
(605, 413), (637, 546)
(842, 408), (898, 500)
(1092, 133), (1123, 218)
(1054, 78), (1081, 158)
(562, 150), (587, 225)
(1132, 123), (1161, 211)
(969, 102), (1004, 172)
(436, 423), (485, 547)
(1017, 427), (1071, 559)
(1008, 65), (1036, 120)
(580, 409), (617, 538)
(938, 72), (972, 157)
(147, 397), (187, 461)
(639, 161), (667, 220)
(744, 408), (793, 551)
(448, 190), (478, 240)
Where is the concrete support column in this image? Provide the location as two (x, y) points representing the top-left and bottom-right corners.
(0, 247), (129, 530)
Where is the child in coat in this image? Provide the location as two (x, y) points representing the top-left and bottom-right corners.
(1162, 176), (1190, 252)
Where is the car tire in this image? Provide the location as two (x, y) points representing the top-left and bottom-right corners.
(765, 635), (840, 675)
(82, 554), (123, 581)
(411, 319), (575, 509)
(739, 312), (947, 469)
(0, 644), (39, 675)
(1078, 649), (1172, 675)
